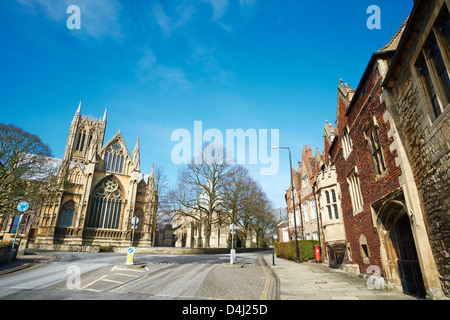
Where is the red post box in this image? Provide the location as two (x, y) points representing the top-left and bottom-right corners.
(314, 245), (321, 263)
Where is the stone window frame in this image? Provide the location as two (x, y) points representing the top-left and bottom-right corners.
(73, 127), (87, 155)
(347, 167), (364, 215)
(364, 118), (387, 178)
(87, 177), (124, 230)
(302, 175), (309, 188)
(325, 189), (339, 220)
(59, 201), (76, 227)
(342, 125), (353, 159)
(359, 234), (371, 265)
(309, 197), (317, 220)
(103, 141), (125, 174)
(303, 202), (309, 223)
(414, 6), (450, 122)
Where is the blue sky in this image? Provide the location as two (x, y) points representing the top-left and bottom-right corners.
(0, 0), (413, 210)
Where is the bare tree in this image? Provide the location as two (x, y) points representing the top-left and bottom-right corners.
(0, 123), (56, 218)
(168, 144), (276, 248)
(222, 165), (255, 247)
(170, 144), (232, 247)
(151, 164), (170, 246)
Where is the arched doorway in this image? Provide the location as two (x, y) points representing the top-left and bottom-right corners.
(394, 215), (426, 297)
(375, 198), (426, 298)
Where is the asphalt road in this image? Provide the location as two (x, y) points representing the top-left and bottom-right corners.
(0, 251), (276, 300)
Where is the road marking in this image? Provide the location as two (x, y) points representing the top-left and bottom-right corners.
(81, 275), (108, 290)
(113, 267), (146, 273)
(101, 278), (124, 284)
(259, 257), (270, 300)
(114, 273), (140, 278)
(109, 274), (149, 292)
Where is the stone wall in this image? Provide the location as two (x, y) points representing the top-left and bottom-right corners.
(385, 0), (450, 296)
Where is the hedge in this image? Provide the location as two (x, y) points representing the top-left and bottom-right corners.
(274, 240), (319, 263)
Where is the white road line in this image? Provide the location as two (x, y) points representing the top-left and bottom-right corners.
(113, 267), (146, 273)
(81, 275), (108, 290)
(114, 273), (140, 277)
(101, 278), (124, 284)
(109, 274), (149, 292)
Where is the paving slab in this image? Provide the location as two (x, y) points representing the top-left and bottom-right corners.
(263, 254), (417, 300)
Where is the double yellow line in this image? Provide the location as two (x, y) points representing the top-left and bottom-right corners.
(258, 256), (270, 300)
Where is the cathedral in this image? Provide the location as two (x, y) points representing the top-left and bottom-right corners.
(27, 102), (157, 252)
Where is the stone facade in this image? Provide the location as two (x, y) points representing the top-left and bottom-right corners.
(327, 8), (445, 298)
(383, 0), (450, 297)
(298, 146), (323, 241)
(284, 163), (301, 241)
(315, 121), (346, 267)
(284, 146), (323, 242)
(21, 103), (158, 251)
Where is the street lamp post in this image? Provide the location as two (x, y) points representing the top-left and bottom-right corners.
(272, 146), (300, 264)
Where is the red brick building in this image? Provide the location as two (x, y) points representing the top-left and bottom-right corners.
(382, 0), (449, 298)
(329, 11), (444, 297)
(331, 53), (397, 278)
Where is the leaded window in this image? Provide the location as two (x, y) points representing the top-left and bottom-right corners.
(347, 169), (363, 214)
(325, 189), (339, 220)
(87, 178), (123, 229)
(74, 128), (87, 153)
(103, 142), (125, 174)
(366, 125), (386, 176)
(415, 7), (450, 121)
(59, 201), (75, 227)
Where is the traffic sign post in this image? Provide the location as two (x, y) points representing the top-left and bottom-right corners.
(9, 202), (28, 263)
(130, 216), (140, 247)
(126, 247), (135, 265)
(127, 216), (140, 265)
(17, 202), (29, 212)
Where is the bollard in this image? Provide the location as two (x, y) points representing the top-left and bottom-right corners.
(230, 249), (236, 264)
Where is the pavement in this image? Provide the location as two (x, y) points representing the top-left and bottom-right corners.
(0, 251), (55, 277)
(0, 251), (421, 300)
(262, 254), (418, 300)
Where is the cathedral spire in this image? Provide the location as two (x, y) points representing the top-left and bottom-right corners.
(103, 107), (107, 123)
(131, 137), (140, 171)
(148, 163), (155, 191)
(75, 100), (81, 116)
(149, 163), (154, 180)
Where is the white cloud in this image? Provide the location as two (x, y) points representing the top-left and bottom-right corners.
(153, 4), (172, 37)
(153, 2), (196, 38)
(136, 46), (193, 91)
(206, 0), (229, 21)
(239, 0), (257, 8)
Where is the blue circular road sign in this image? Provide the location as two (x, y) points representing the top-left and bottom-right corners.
(17, 202), (29, 212)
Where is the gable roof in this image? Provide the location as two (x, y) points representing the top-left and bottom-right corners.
(99, 129), (132, 159)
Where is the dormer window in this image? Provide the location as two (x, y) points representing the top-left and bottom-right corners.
(302, 175), (309, 188)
